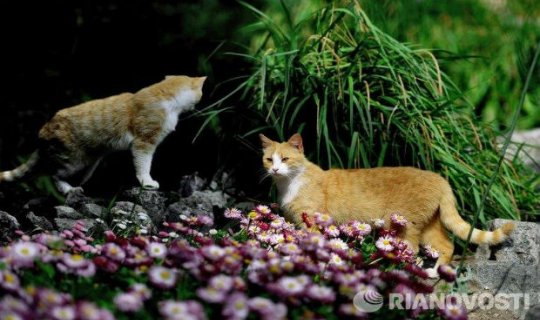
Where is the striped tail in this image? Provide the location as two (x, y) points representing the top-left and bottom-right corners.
(0, 151), (40, 182)
(439, 188), (514, 245)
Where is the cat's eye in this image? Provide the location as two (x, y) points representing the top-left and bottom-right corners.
(266, 158), (273, 162)
(282, 157), (290, 162)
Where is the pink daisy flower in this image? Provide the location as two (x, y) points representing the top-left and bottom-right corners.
(148, 266), (177, 289)
(376, 235), (395, 251)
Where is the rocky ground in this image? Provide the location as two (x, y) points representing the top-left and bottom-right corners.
(0, 172), (238, 244)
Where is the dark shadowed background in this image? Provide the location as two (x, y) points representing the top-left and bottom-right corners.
(0, 0), (266, 207)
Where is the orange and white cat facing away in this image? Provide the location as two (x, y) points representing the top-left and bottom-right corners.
(260, 133), (515, 277)
(0, 75), (206, 194)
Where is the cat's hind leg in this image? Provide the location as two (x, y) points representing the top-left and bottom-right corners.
(421, 215), (454, 278)
(53, 161), (87, 194)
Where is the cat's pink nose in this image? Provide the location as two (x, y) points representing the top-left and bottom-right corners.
(272, 168), (279, 173)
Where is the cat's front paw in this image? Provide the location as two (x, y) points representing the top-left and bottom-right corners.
(139, 177), (160, 190)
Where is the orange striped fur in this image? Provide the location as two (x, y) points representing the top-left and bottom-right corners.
(1, 75), (206, 193)
(260, 133), (515, 273)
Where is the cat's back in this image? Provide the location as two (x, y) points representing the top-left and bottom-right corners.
(323, 166), (448, 196)
(57, 92), (134, 117)
(39, 92), (134, 143)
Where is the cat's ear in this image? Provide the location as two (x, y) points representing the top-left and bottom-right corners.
(288, 133), (304, 153)
(259, 134), (274, 149)
(196, 76), (207, 87)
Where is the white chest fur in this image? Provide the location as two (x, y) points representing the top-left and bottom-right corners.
(161, 89), (198, 134)
(277, 172), (305, 207)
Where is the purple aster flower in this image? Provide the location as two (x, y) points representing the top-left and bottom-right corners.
(10, 241), (40, 267)
(209, 274), (234, 292)
(437, 265), (457, 282)
(101, 243), (126, 262)
(62, 253), (88, 269)
(390, 213), (408, 227)
(423, 244), (440, 259)
(0, 270), (20, 291)
(197, 215), (214, 226)
(371, 218), (385, 229)
(200, 245), (225, 261)
(270, 276), (308, 297)
(0, 311), (24, 320)
(255, 205), (272, 215)
(114, 292), (143, 313)
(351, 221), (372, 236)
(36, 289), (72, 313)
(129, 283), (152, 300)
(324, 225), (340, 237)
(75, 261), (96, 277)
(224, 208), (243, 219)
(77, 302), (102, 320)
(247, 297), (273, 314)
(50, 305), (76, 320)
(270, 217), (285, 230)
(248, 298), (287, 320)
(147, 242), (167, 259)
(306, 284), (336, 303)
(339, 224), (355, 237)
(222, 292), (248, 320)
(300, 233), (326, 251)
(148, 266), (177, 289)
(196, 287), (227, 303)
(376, 235), (395, 251)
(0, 295), (29, 315)
(313, 212), (333, 227)
(440, 302), (467, 320)
(279, 243), (301, 256)
(159, 300), (205, 320)
(326, 238), (349, 253)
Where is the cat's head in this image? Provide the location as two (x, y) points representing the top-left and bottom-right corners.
(163, 75), (207, 108)
(259, 133), (306, 178)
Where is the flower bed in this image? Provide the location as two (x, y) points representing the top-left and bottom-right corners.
(0, 206), (464, 319)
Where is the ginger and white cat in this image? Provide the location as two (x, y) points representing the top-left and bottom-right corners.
(260, 133), (515, 275)
(0, 75), (206, 193)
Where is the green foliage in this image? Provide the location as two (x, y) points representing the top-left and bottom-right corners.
(213, 1), (539, 223)
(361, 0), (540, 129)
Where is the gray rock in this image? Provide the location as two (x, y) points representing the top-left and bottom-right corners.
(110, 201), (154, 232)
(55, 206), (84, 219)
(468, 219), (540, 319)
(64, 188), (94, 209)
(55, 218), (95, 231)
(167, 189), (229, 220)
(500, 128), (540, 172)
(0, 211), (20, 241)
(179, 172), (206, 197)
(80, 203), (106, 218)
(26, 212), (54, 231)
(111, 201), (147, 216)
(121, 187), (166, 223)
(526, 304), (540, 320)
(167, 202), (214, 221)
